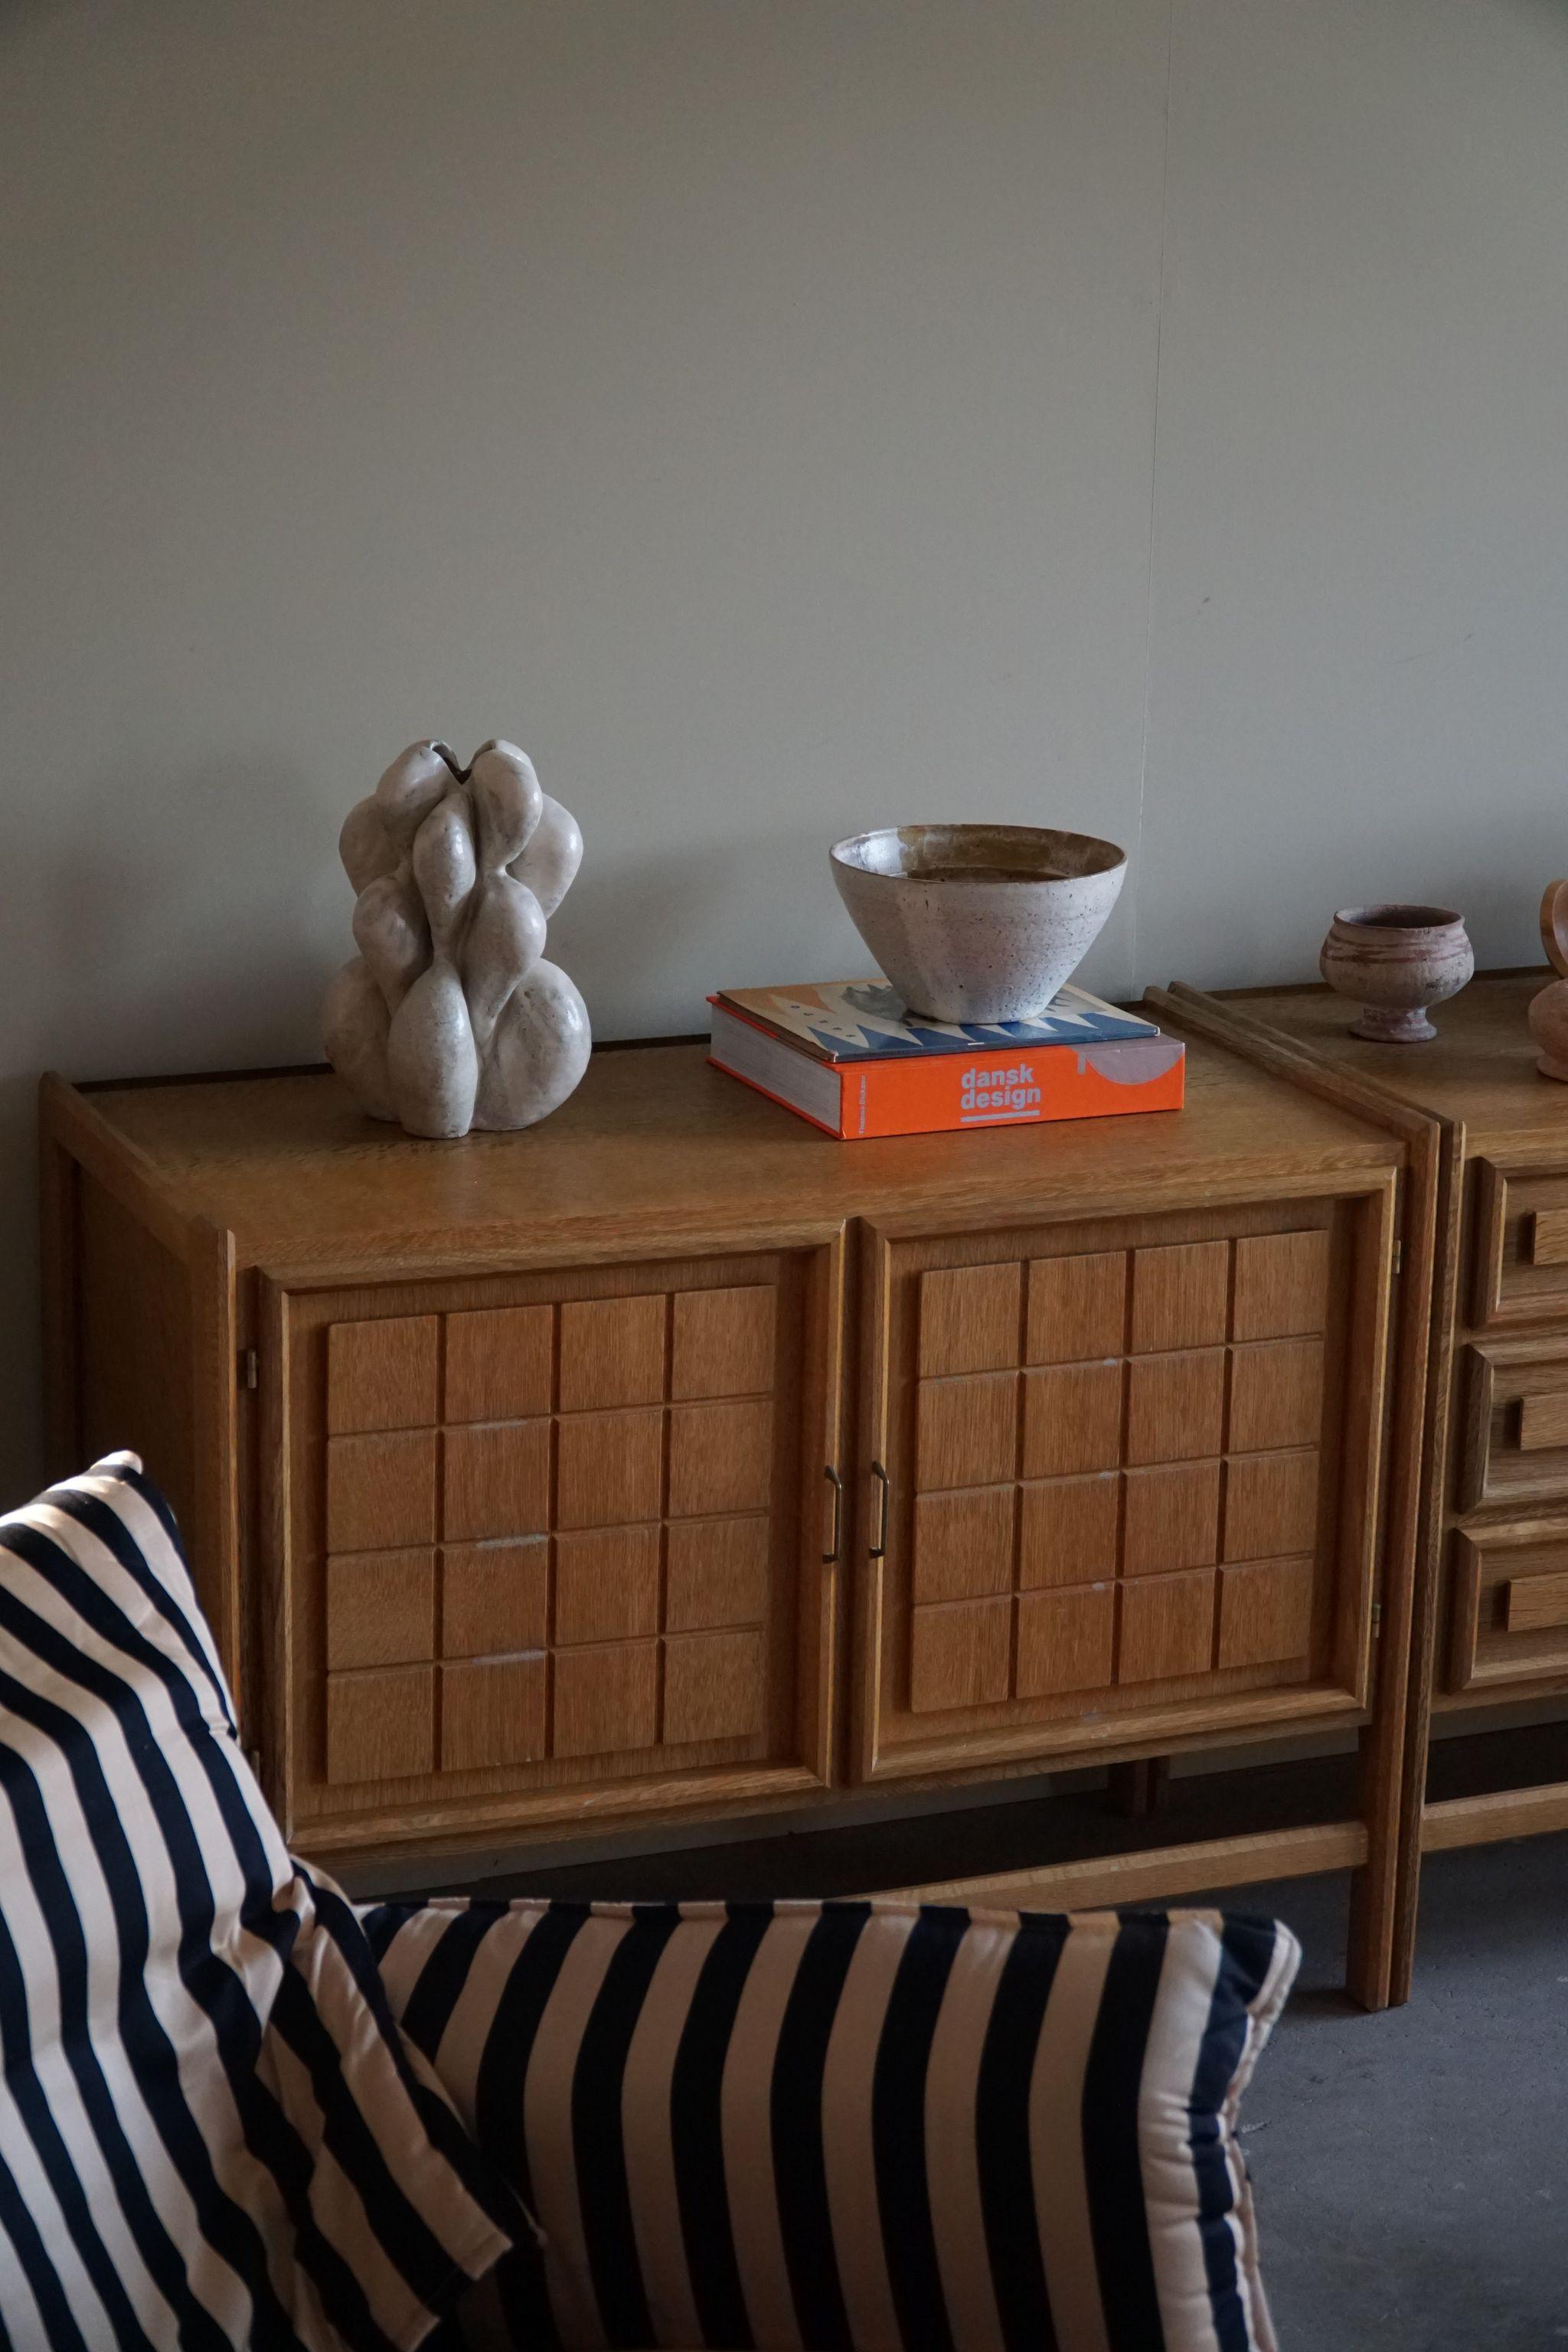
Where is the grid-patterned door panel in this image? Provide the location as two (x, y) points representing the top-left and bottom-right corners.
(862, 1201), (1382, 1775)
(288, 1249), (830, 1826)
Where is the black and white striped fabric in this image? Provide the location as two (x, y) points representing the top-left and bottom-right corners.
(366, 1894), (1300, 2352)
(0, 1453), (518, 2351)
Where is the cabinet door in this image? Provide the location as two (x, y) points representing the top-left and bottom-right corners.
(262, 1243), (844, 1852)
(852, 1193), (1390, 1782)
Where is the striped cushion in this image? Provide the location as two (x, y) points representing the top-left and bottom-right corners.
(0, 1453), (518, 2350)
(366, 1896), (1299, 2352)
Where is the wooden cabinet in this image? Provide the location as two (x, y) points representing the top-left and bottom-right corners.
(1175, 969), (1568, 2004)
(41, 1014), (1420, 2002)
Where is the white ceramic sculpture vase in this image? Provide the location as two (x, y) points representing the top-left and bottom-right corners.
(322, 738), (591, 1138)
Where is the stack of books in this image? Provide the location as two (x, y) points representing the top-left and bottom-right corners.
(707, 978), (1184, 1140)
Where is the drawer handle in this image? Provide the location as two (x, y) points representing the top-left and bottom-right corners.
(822, 1466), (843, 1566)
(868, 1461), (890, 1560)
(1517, 1393), (1568, 1453)
(1530, 1208), (1568, 1267)
(1504, 1571), (1568, 1634)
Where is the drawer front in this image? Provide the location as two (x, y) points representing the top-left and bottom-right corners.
(1449, 1521), (1568, 1690)
(267, 1245), (843, 1847)
(1458, 1338), (1568, 1511)
(853, 1190), (1390, 1782)
(1470, 1161), (1568, 1330)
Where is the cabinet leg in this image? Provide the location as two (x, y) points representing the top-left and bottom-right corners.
(1106, 1756), (1170, 1821)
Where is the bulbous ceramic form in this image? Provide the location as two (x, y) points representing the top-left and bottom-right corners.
(1319, 903), (1473, 1044)
(322, 739), (591, 1137)
(1529, 877), (1568, 1081)
(830, 823), (1126, 1024)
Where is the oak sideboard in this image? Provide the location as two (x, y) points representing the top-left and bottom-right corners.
(1174, 968), (1568, 2003)
(40, 1008), (1430, 2005)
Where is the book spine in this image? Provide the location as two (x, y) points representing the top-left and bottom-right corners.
(842, 1040), (1185, 1137)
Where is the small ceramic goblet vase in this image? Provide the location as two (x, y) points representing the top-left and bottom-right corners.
(1319, 903), (1474, 1043)
(1527, 879), (1568, 1082)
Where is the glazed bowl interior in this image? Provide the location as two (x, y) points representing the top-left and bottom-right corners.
(1333, 903), (1464, 933)
(833, 823), (1126, 886)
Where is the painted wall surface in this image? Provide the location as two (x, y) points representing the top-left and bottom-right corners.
(2, 0), (1566, 1501)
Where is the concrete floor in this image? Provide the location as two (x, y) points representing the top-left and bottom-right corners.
(456, 1818), (1568, 2350)
(1214, 1836), (1568, 2352)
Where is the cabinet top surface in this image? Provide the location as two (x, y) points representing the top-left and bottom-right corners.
(1220, 970), (1567, 1155)
(63, 1020), (1399, 1269)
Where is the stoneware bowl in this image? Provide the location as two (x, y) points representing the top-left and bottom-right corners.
(1319, 903), (1474, 1043)
(829, 823), (1127, 1024)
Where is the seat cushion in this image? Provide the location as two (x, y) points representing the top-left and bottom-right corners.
(0, 1453), (518, 2350)
(365, 1894), (1299, 2352)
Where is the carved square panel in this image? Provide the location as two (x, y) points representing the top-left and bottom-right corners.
(441, 1656), (547, 1771)
(665, 1515), (769, 1632)
(1224, 1449), (1320, 1564)
(327, 1431), (437, 1554)
(1125, 1350), (1226, 1466)
(1122, 1460), (1220, 1576)
(1217, 1558), (1315, 1668)
(326, 1548), (434, 1671)
(325, 1665), (434, 1784)
(1129, 1242), (1229, 1354)
(554, 1524), (661, 1645)
(668, 1399), (773, 1518)
(1232, 1230), (1330, 1342)
(1021, 1362), (1122, 1479)
(555, 1407), (663, 1530)
(663, 1629), (766, 1744)
(327, 1316), (439, 1436)
(671, 1285), (777, 1399)
(919, 1263), (1022, 1378)
(909, 1599), (1011, 1713)
(1026, 1251), (1126, 1365)
(913, 1485), (1014, 1604)
(917, 1374), (1018, 1491)
(1015, 1585), (1114, 1697)
(441, 1540), (549, 1659)
(443, 1419), (550, 1544)
(445, 1305), (554, 1423)
(558, 1295), (667, 1413)
(1017, 1474), (1119, 1589)
(553, 1642), (660, 1757)
(1119, 1570), (1216, 1684)
(1230, 1338), (1325, 1455)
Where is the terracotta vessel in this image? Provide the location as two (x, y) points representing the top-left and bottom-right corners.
(1528, 878), (1568, 1080)
(830, 822), (1126, 1024)
(1318, 903), (1474, 1043)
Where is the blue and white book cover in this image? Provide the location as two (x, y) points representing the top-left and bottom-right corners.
(717, 978), (1158, 1063)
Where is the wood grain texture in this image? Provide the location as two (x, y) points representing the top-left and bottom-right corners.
(325, 1550), (435, 1669)
(1122, 1460), (1220, 1574)
(1129, 1241), (1228, 1354)
(1119, 1570), (1216, 1682)
(1232, 1229), (1331, 1342)
(1025, 1250), (1126, 1365)
(327, 1430), (437, 1553)
(912, 1485), (1015, 1603)
(1504, 1569), (1568, 1632)
(559, 1293), (666, 1412)
(1230, 1338), (1325, 1454)
(1217, 1558), (1315, 1668)
(918, 1262), (1021, 1378)
(667, 1397), (773, 1519)
(326, 1666), (435, 1783)
(445, 1305), (553, 1422)
(909, 1599), (1011, 1713)
(663, 1628), (766, 1744)
(1021, 1361), (1123, 1478)
(1223, 1449), (1320, 1563)
(554, 1524), (661, 1645)
(1014, 1585), (1114, 1696)
(664, 1514), (769, 1631)
(1125, 1349), (1225, 1465)
(671, 1284), (777, 1399)
(555, 1406), (662, 1529)
(1017, 1474), (1119, 1587)
(443, 1419), (550, 1542)
(917, 1373), (1018, 1491)
(441, 1657), (547, 1772)
(552, 1642), (660, 1757)
(865, 1818), (1369, 1910)
(442, 1540), (550, 1658)
(326, 1315), (438, 1435)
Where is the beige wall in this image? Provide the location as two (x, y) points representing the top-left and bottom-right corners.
(3, 0), (1566, 1503)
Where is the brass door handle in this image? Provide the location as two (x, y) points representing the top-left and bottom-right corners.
(822, 1465), (843, 1565)
(869, 1460), (890, 1559)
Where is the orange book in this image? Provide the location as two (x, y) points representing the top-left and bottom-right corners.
(708, 999), (1184, 1138)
